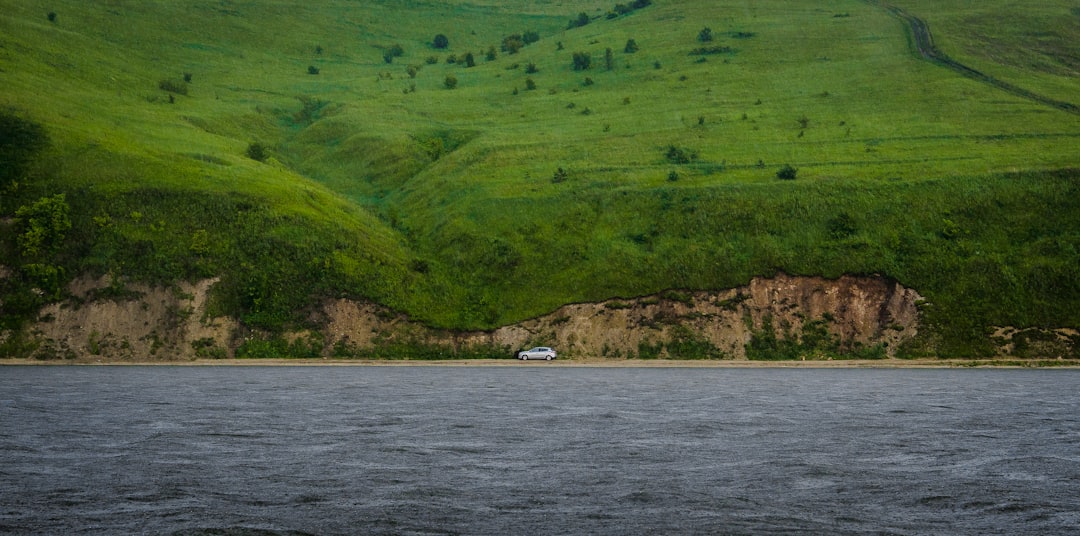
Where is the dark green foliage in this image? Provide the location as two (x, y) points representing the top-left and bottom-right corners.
(307, 65), (320, 75)
(572, 51), (592, 70)
(158, 78), (188, 95)
(698, 27), (713, 42)
(433, 33), (449, 49)
(665, 145), (698, 164)
(568, 12), (590, 29)
(0, 112), (47, 192)
(444, 74), (458, 89)
(47, 12), (56, 22)
(605, 47), (614, 70)
(246, 142), (267, 162)
(624, 38), (639, 53)
(14, 194), (71, 259)
(776, 164), (797, 180)
(522, 30), (540, 45)
(525, 62), (538, 73)
(552, 167), (568, 183)
(668, 170), (679, 182)
(827, 213), (858, 239)
(426, 55), (439, 65)
(464, 52), (475, 67)
(183, 72), (193, 83)
(525, 77), (536, 90)
(501, 35), (524, 54)
(486, 46), (497, 61)
(690, 46), (735, 56)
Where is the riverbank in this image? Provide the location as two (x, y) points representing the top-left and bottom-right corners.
(2, 358), (1078, 368)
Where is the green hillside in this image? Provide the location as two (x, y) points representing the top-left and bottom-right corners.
(2, 0), (1079, 356)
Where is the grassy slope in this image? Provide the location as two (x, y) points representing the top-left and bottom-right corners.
(2, 0), (1078, 354)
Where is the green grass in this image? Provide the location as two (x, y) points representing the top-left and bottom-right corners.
(2, 0), (1079, 355)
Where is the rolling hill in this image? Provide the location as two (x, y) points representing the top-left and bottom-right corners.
(2, 0), (1079, 358)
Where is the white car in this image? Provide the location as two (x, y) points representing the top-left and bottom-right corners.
(517, 347), (557, 360)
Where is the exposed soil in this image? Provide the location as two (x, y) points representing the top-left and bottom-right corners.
(10, 272), (1076, 363)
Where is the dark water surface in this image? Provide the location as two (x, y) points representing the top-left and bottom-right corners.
(2, 366), (1079, 535)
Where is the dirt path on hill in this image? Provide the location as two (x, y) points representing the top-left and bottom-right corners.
(866, 1), (1080, 116)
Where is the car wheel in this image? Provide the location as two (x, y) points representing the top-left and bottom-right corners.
(545, 355), (553, 361)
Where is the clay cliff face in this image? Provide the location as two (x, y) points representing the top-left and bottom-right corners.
(326, 273), (924, 360)
(15, 273), (924, 361)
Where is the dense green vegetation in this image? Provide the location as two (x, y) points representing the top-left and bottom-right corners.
(1, 0), (1078, 356)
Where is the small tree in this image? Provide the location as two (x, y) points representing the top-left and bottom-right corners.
(15, 194), (71, 259)
(444, 74), (458, 89)
(525, 62), (538, 74)
(698, 27), (713, 42)
(464, 52), (475, 67)
(776, 164), (798, 180)
(525, 78), (537, 91)
(433, 34), (449, 49)
(624, 38), (639, 53)
(605, 47), (614, 70)
(572, 51), (592, 70)
(246, 142), (268, 162)
(485, 46), (498, 61)
(502, 34), (524, 54)
(569, 12), (590, 29)
(307, 65), (320, 75)
(552, 167), (569, 183)
(47, 12), (57, 22)
(522, 30), (540, 45)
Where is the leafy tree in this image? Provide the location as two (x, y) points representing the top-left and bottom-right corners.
(605, 48), (614, 70)
(525, 62), (538, 74)
(501, 35), (524, 54)
(698, 27), (713, 42)
(624, 38), (639, 53)
(444, 74), (458, 89)
(552, 167), (569, 183)
(47, 12), (57, 22)
(665, 145), (697, 164)
(522, 31), (540, 45)
(15, 194), (70, 259)
(568, 12), (590, 29)
(525, 77), (537, 91)
(464, 52), (475, 67)
(246, 142), (268, 162)
(572, 51), (592, 70)
(433, 34), (449, 49)
(485, 46), (497, 61)
(776, 164), (798, 180)
(307, 65), (320, 75)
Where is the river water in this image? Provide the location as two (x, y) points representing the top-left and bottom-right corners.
(1, 366), (1078, 535)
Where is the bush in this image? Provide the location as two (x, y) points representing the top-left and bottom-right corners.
(624, 39), (639, 53)
(698, 27), (713, 42)
(665, 145), (697, 164)
(246, 142), (268, 162)
(15, 194), (70, 259)
(552, 167), (568, 183)
(464, 52), (475, 68)
(501, 35), (524, 55)
(433, 34), (449, 49)
(776, 164), (798, 180)
(572, 51), (592, 71)
(307, 65), (320, 75)
(568, 12), (590, 29)
(525, 78), (537, 91)
(525, 62), (538, 74)
(47, 12), (57, 22)
(523, 31), (540, 45)
(444, 74), (458, 89)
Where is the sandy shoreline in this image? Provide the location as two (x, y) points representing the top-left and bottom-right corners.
(2, 358), (1077, 368)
